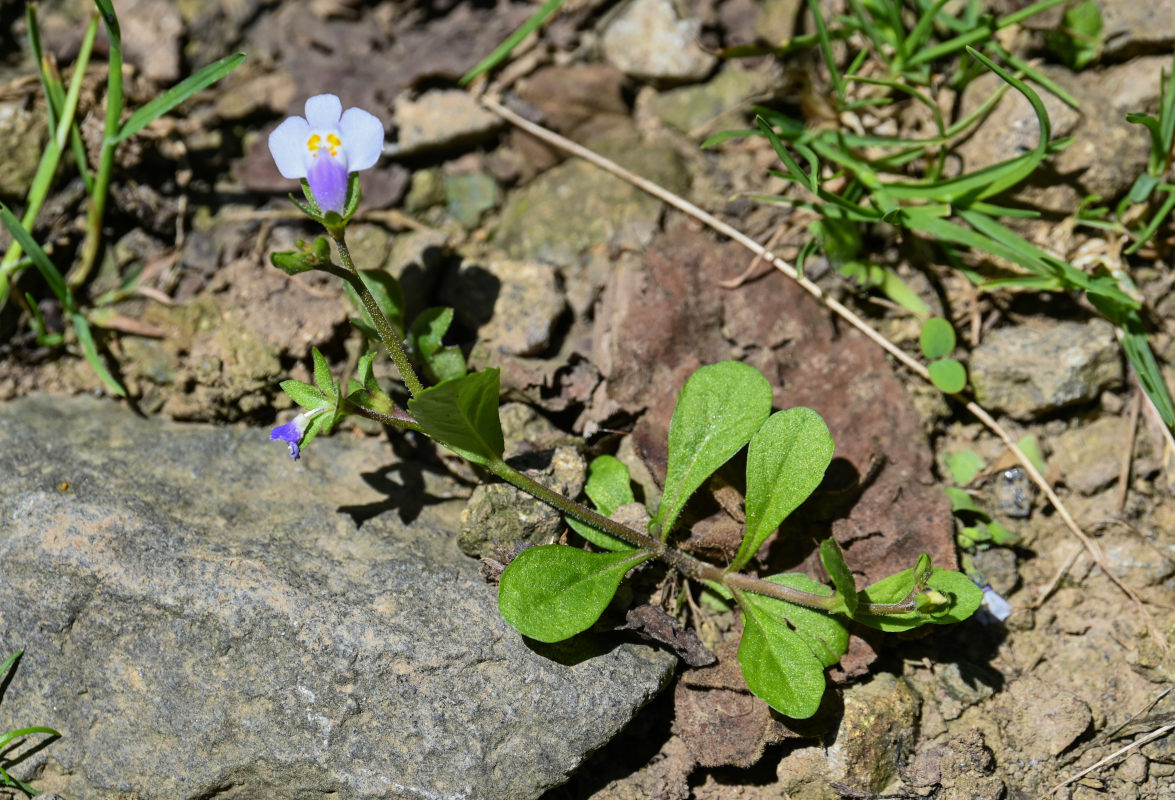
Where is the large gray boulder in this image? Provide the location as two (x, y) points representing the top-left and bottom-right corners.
(0, 395), (674, 799)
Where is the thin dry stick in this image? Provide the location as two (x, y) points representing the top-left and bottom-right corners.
(1048, 724), (1175, 795)
(478, 92), (1164, 646)
(1116, 386), (1142, 513)
(719, 222), (789, 288)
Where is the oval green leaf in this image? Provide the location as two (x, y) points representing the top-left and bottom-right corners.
(854, 567), (983, 632)
(928, 358), (967, 393)
(657, 362), (774, 538)
(740, 574), (849, 669)
(737, 595), (828, 719)
(731, 407), (834, 571)
(565, 455), (639, 552)
(498, 545), (652, 642)
(584, 455), (636, 516)
(407, 369), (504, 466)
(919, 317), (956, 359)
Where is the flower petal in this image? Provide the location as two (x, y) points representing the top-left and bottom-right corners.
(339, 107), (385, 171)
(304, 94), (342, 130)
(268, 116), (311, 179)
(307, 154), (348, 213)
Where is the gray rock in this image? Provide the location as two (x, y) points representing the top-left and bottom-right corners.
(392, 90), (502, 155)
(1102, 0), (1175, 59)
(444, 171), (500, 229)
(601, 0), (716, 83)
(459, 445), (587, 558)
(969, 320), (1122, 419)
(0, 100), (49, 198)
(0, 395), (673, 799)
(439, 256), (566, 358)
(1050, 415), (1130, 495)
(651, 65), (768, 135)
(495, 140), (686, 269)
(996, 676), (1092, 760)
(826, 673), (921, 793)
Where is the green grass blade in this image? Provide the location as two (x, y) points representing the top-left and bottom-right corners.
(71, 311), (127, 397)
(1126, 186), (1175, 253)
(113, 52), (246, 144)
(460, 0), (566, 86)
(991, 44), (1079, 108)
(0, 726), (61, 752)
(909, 0), (1068, 66)
(0, 203), (72, 306)
(904, 0), (953, 61)
(26, 3), (59, 136)
(807, 0), (846, 100)
(92, 0), (120, 43)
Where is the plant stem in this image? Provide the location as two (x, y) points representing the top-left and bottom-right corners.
(486, 457), (853, 613)
(341, 397), (422, 431)
(331, 232), (425, 397)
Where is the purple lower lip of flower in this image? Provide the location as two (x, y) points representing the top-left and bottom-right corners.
(307, 156), (348, 214)
(271, 408), (323, 461)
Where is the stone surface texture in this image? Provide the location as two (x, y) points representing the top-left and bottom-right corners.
(392, 90), (502, 155)
(601, 0), (716, 83)
(968, 319), (1122, 418)
(0, 395), (674, 799)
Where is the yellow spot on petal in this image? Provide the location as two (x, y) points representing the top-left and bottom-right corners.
(307, 133), (321, 154)
(327, 132), (341, 157)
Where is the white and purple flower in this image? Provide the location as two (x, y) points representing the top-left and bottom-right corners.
(268, 94), (384, 214)
(270, 407), (326, 461)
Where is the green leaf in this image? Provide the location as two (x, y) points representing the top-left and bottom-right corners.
(819, 539), (858, 616)
(1, 202), (72, 307)
(566, 456), (639, 551)
(656, 362), (774, 538)
(408, 307), (454, 360)
(407, 369), (504, 466)
(344, 269), (405, 335)
(112, 52), (245, 143)
(408, 307), (467, 382)
(1044, 0), (1102, 70)
(944, 486), (984, 515)
(928, 358), (967, 393)
(920, 317), (956, 359)
(741, 574), (848, 669)
(854, 567), (984, 632)
(280, 379), (329, 411)
(946, 450), (985, 485)
(269, 250), (318, 275)
(498, 545), (652, 642)
(311, 348), (333, 396)
(584, 455), (636, 516)
(72, 312), (126, 396)
(1015, 434), (1047, 476)
(460, 0), (568, 85)
(732, 407), (834, 571)
(426, 346), (468, 383)
(92, 0), (121, 43)
(357, 351), (378, 393)
(737, 590), (828, 718)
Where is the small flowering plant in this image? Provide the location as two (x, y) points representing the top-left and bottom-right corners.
(264, 96), (983, 719)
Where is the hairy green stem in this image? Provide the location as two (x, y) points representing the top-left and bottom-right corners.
(485, 457), (860, 614)
(332, 232), (425, 397)
(341, 397), (421, 431)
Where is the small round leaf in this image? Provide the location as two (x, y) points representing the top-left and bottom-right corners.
(919, 317), (956, 359)
(928, 358), (967, 393)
